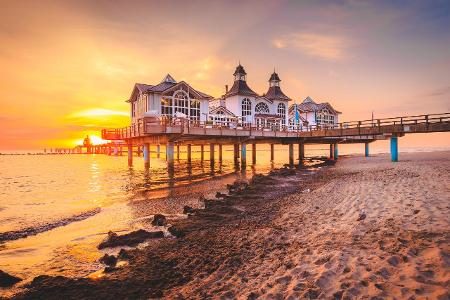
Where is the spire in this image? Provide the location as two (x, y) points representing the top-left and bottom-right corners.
(233, 63), (247, 81)
(269, 70), (281, 87)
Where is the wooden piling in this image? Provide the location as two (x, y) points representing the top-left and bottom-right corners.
(143, 143), (150, 168)
(270, 144), (275, 161)
(187, 144), (192, 163)
(289, 144), (294, 167)
(167, 142), (175, 170)
(365, 142), (369, 157)
(241, 143), (247, 168)
(127, 144), (133, 166)
(252, 143), (256, 165)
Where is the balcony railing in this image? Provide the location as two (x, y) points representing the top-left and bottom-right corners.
(101, 112), (450, 140)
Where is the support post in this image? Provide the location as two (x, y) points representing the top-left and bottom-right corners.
(270, 144), (275, 161)
(187, 144), (192, 163)
(241, 143), (247, 168)
(234, 144), (239, 166)
(177, 144), (180, 160)
(365, 142), (369, 157)
(329, 144), (335, 160)
(298, 142), (305, 161)
(218, 144), (223, 164)
(390, 136), (398, 162)
(167, 142), (175, 170)
(289, 144), (294, 167)
(143, 143), (150, 169)
(127, 144), (133, 167)
(137, 146), (141, 157)
(252, 143), (256, 165)
(210, 144), (215, 168)
(200, 145), (204, 162)
(334, 143), (339, 160)
(156, 144), (161, 158)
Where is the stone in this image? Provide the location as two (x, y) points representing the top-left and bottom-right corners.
(99, 254), (117, 266)
(0, 270), (22, 287)
(151, 214), (167, 226)
(98, 229), (164, 249)
(168, 225), (186, 238)
(183, 206), (194, 214)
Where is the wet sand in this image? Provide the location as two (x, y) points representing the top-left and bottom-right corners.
(10, 151), (450, 299)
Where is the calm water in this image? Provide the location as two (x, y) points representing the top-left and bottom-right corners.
(0, 143), (447, 293)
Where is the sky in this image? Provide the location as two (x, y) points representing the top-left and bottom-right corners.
(0, 0), (449, 150)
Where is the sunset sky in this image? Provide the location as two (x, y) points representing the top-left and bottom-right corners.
(0, 0), (449, 150)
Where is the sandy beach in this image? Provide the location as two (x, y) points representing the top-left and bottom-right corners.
(10, 151), (450, 299)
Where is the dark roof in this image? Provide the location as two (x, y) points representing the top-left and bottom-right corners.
(265, 86), (290, 101)
(128, 77), (213, 102)
(224, 80), (259, 97)
(269, 72), (280, 82)
(233, 64), (247, 76)
(296, 97), (341, 114)
(210, 105), (236, 116)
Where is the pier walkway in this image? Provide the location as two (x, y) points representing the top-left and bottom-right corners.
(101, 113), (450, 168)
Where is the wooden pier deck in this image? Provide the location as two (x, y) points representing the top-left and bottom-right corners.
(100, 112), (450, 167)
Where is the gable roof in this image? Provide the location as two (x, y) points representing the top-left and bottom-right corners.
(224, 80), (259, 98)
(209, 105), (236, 116)
(127, 74), (213, 102)
(296, 97), (341, 114)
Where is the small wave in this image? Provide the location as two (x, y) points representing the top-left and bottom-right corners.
(0, 207), (101, 242)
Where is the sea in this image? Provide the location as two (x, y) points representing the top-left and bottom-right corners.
(0, 142), (448, 295)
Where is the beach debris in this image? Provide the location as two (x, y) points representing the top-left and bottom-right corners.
(183, 205), (195, 214)
(151, 214), (167, 226)
(215, 192), (227, 199)
(227, 180), (248, 194)
(99, 254), (117, 266)
(357, 212), (366, 221)
(118, 249), (131, 260)
(0, 270), (22, 287)
(302, 188), (311, 193)
(413, 209), (421, 215)
(168, 225), (185, 238)
(98, 230), (164, 249)
(104, 266), (118, 273)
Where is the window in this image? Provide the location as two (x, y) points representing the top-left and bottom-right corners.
(277, 103), (286, 125)
(161, 98), (172, 116)
(242, 98), (252, 117)
(173, 90), (189, 116)
(190, 99), (200, 120)
(255, 102), (270, 114)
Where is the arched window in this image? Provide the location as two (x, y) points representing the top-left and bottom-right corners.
(173, 90), (189, 116)
(255, 102), (270, 114)
(190, 99), (200, 120)
(277, 103), (286, 125)
(242, 98), (252, 117)
(216, 110), (225, 115)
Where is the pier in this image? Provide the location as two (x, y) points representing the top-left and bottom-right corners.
(101, 112), (450, 169)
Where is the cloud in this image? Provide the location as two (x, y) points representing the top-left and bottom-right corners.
(424, 86), (450, 97)
(272, 32), (349, 60)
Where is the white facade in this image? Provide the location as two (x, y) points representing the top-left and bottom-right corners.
(289, 97), (341, 128)
(128, 74), (212, 125)
(209, 65), (291, 129)
(127, 68), (341, 130)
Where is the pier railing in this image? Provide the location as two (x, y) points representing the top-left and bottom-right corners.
(102, 112), (450, 140)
